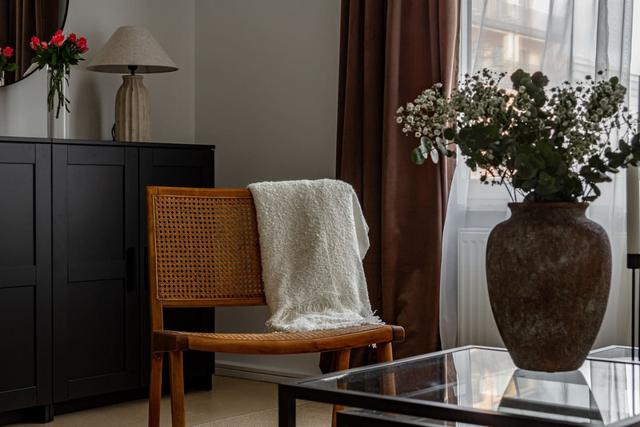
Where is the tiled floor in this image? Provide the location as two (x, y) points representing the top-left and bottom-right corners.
(12, 376), (331, 427)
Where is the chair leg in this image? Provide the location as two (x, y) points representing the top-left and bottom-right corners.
(335, 348), (351, 371)
(169, 351), (186, 427)
(332, 349), (351, 427)
(148, 352), (163, 427)
(376, 342), (397, 396)
(376, 342), (393, 363)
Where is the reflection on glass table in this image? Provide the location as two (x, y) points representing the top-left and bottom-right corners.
(591, 346), (640, 363)
(498, 369), (602, 423)
(279, 346), (640, 426)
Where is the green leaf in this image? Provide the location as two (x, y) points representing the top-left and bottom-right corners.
(536, 172), (558, 196)
(531, 71), (549, 88)
(443, 128), (456, 140)
(411, 147), (425, 165)
(620, 141), (631, 154)
(514, 156), (537, 180)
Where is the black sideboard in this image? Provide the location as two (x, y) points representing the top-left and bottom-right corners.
(0, 137), (216, 424)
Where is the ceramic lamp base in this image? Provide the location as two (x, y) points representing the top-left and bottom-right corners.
(115, 75), (151, 142)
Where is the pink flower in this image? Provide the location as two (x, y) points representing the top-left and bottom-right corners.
(40, 41), (48, 50)
(30, 36), (40, 50)
(51, 32), (65, 47)
(76, 37), (88, 53)
(2, 46), (14, 58)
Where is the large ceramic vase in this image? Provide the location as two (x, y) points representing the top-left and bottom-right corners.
(486, 202), (611, 372)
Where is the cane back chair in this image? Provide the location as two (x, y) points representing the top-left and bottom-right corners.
(146, 186), (405, 427)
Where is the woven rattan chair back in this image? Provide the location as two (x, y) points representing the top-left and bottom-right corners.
(146, 187), (266, 311)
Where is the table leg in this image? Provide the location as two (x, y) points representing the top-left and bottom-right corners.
(278, 385), (296, 427)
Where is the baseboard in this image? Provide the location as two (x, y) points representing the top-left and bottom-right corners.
(215, 360), (314, 384)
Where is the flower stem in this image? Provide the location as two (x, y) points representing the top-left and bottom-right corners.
(48, 65), (69, 118)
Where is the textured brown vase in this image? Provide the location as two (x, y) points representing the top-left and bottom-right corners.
(486, 203), (611, 372)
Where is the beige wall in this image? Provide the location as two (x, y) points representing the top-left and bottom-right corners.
(0, 0), (196, 143)
(195, 0), (341, 376)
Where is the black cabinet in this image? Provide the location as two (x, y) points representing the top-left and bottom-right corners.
(52, 145), (140, 402)
(0, 143), (51, 413)
(0, 138), (215, 422)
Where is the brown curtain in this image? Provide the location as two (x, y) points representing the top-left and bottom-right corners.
(322, 0), (459, 370)
(0, 0), (61, 83)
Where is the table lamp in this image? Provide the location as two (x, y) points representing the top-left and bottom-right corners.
(87, 26), (178, 142)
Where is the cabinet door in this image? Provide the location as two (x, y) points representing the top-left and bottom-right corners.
(52, 145), (139, 402)
(0, 143), (51, 411)
(139, 147), (215, 387)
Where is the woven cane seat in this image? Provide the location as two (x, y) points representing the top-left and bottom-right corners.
(155, 324), (405, 354)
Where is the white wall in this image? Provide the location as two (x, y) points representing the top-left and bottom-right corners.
(195, 0), (341, 377)
(0, 0), (196, 143)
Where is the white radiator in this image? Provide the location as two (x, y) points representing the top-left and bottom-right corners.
(457, 229), (504, 347)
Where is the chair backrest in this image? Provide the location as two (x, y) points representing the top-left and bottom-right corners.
(146, 187), (266, 327)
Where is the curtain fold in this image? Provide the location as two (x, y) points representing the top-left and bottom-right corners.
(327, 0), (459, 367)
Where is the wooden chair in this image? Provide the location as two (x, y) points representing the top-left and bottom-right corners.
(146, 186), (405, 427)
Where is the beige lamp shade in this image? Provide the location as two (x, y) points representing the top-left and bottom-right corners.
(87, 26), (178, 73)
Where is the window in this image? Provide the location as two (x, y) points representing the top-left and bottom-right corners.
(460, 0), (640, 209)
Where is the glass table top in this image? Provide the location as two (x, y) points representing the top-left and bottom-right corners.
(591, 346), (640, 363)
(299, 346), (640, 426)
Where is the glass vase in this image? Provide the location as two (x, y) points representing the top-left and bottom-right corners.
(46, 65), (69, 139)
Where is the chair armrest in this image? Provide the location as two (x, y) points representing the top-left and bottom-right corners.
(152, 331), (189, 352)
(390, 325), (405, 343)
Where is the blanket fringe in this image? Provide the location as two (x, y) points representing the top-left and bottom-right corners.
(267, 308), (383, 332)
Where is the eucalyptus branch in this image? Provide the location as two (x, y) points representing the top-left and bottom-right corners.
(396, 68), (640, 203)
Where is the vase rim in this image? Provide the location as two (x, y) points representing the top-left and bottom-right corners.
(508, 202), (589, 209)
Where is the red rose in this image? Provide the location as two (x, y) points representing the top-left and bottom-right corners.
(68, 33), (77, 43)
(30, 36), (40, 50)
(2, 46), (14, 58)
(76, 37), (88, 53)
(51, 32), (65, 47)
(40, 41), (48, 49)
(54, 29), (63, 37)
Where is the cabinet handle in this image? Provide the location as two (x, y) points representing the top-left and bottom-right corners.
(126, 247), (136, 291)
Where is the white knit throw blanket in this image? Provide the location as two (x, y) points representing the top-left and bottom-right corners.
(248, 179), (382, 332)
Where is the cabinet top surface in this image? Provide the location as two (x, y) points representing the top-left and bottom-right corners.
(0, 136), (215, 149)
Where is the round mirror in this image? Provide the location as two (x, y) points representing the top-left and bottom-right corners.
(0, 0), (69, 86)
